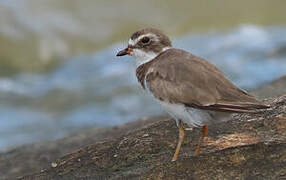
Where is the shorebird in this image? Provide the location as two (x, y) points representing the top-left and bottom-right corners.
(116, 28), (269, 161)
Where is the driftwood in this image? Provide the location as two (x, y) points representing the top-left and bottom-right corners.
(20, 95), (286, 180)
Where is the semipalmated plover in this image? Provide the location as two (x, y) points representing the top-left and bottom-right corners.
(117, 28), (269, 161)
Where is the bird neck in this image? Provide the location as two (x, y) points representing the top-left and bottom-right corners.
(133, 47), (172, 66)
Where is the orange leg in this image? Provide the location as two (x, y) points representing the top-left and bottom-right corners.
(195, 125), (208, 155)
(172, 121), (185, 161)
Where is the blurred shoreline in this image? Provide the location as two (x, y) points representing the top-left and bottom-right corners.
(1, 0), (286, 74)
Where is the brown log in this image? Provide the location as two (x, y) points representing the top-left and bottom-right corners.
(20, 95), (286, 179)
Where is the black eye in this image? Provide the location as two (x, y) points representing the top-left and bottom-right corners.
(141, 37), (150, 44)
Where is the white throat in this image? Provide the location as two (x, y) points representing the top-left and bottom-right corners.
(132, 47), (171, 66)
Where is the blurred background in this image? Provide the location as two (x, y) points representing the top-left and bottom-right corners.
(0, 0), (286, 151)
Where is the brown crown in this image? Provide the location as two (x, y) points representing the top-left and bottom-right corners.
(129, 28), (172, 53)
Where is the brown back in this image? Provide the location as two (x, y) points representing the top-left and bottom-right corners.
(136, 48), (269, 113)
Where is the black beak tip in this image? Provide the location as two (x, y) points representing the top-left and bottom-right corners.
(116, 52), (124, 56)
(116, 48), (128, 57)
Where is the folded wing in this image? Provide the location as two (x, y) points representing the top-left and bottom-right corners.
(145, 49), (269, 113)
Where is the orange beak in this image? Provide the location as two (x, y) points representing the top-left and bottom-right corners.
(116, 48), (132, 56)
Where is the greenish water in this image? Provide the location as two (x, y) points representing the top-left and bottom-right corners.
(0, 0), (286, 151)
(0, 0), (286, 74)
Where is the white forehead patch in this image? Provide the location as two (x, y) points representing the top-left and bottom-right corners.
(128, 33), (159, 46)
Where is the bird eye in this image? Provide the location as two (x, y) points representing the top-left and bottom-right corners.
(141, 37), (150, 44)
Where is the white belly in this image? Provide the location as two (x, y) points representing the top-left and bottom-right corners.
(158, 100), (214, 127)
